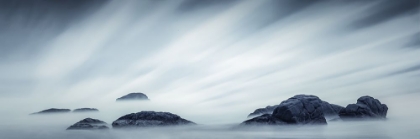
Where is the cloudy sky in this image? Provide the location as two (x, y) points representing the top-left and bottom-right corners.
(0, 0), (419, 124)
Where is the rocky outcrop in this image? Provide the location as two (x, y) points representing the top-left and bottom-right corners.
(339, 96), (388, 120)
(116, 93), (149, 101)
(73, 108), (99, 112)
(242, 95), (328, 125)
(247, 99), (344, 120)
(67, 118), (108, 130)
(112, 111), (195, 128)
(31, 108), (71, 114)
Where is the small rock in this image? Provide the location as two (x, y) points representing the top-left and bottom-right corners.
(31, 108), (71, 114)
(73, 108), (99, 112)
(112, 111), (195, 128)
(67, 118), (109, 130)
(116, 92), (149, 101)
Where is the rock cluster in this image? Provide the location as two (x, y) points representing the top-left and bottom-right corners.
(242, 95), (388, 126)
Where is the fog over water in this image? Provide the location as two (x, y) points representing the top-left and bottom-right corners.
(0, 0), (419, 139)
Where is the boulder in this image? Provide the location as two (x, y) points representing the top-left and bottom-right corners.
(116, 93), (149, 101)
(31, 108), (71, 114)
(73, 108), (99, 112)
(242, 95), (327, 125)
(339, 96), (388, 120)
(67, 118), (108, 130)
(112, 111), (196, 128)
(248, 101), (344, 119)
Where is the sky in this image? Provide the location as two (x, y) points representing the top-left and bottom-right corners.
(0, 0), (419, 124)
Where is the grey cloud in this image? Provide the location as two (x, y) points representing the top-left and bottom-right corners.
(349, 0), (419, 30)
(405, 32), (420, 48)
(0, 0), (107, 61)
(176, 0), (239, 13)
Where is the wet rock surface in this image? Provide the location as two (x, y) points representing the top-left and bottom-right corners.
(67, 118), (108, 130)
(116, 93), (149, 101)
(112, 111), (196, 128)
(339, 96), (388, 120)
(31, 108), (71, 114)
(73, 108), (99, 112)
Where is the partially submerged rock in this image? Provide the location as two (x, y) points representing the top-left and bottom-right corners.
(73, 108), (99, 112)
(247, 105), (277, 118)
(242, 95), (327, 125)
(67, 118), (108, 130)
(31, 108), (71, 114)
(339, 96), (388, 120)
(116, 93), (149, 101)
(242, 114), (287, 125)
(112, 111), (195, 128)
(247, 101), (344, 119)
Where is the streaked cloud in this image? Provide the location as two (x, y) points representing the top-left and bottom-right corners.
(0, 0), (419, 124)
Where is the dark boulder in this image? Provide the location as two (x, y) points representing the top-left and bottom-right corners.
(31, 108), (71, 114)
(339, 96), (388, 120)
(272, 95), (327, 124)
(116, 93), (149, 101)
(67, 118), (108, 130)
(112, 111), (196, 128)
(73, 108), (99, 112)
(247, 101), (344, 120)
(242, 95), (327, 125)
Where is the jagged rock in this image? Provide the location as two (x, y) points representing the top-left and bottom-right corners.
(112, 111), (196, 128)
(116, 93), (149, 101)
(73, 108), (99, 112)
(242, 95), (327, 125)
(31, 108), (71, 114)
(247, 98), (344, 120)
(67, 118), (109, 130)
(339, 96), (388, 120)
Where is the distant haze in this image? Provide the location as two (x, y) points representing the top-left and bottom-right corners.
(0, 0), (419, 127)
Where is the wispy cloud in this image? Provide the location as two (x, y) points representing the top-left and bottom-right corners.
(0, 0), (419, 124)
